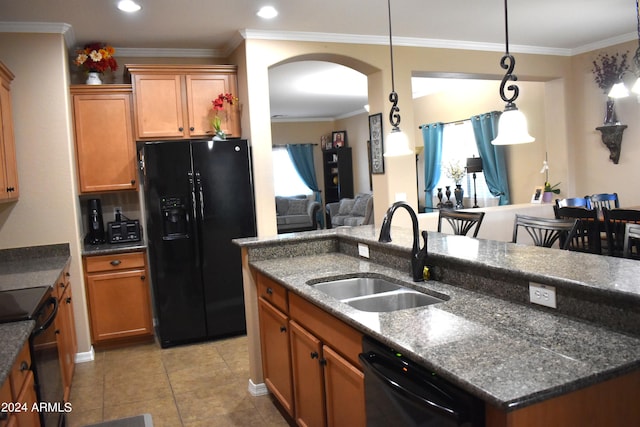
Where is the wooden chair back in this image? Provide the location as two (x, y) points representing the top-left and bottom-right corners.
(512, 214), (578, 249)
(586, 193), (620, 211)
(623, 223), (640, 259)
(602, 208), (640, 257)
(555, 197), (591, 209)
(437, 209), (486, 237)
(553, 206), (601, 254)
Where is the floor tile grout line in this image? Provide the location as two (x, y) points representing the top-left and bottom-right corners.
(161, 349), (185, 427)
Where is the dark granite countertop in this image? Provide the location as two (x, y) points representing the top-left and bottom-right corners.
(0, 321), (34, 386)
(236, 226), (640, 411)
(82, 240), (146, 257)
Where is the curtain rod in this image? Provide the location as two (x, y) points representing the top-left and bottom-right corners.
(418, 119), (467, 129)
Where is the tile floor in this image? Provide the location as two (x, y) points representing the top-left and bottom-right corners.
(66, 335), (291, 427)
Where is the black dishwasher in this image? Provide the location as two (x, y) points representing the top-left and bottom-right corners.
(359, 336), (485, 427)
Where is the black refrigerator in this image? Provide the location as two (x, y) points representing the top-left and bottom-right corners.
(140, 139), (256, 348)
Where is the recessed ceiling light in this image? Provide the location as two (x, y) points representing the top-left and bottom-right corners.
(118, 0), (142, 13)
(257, 6), (278, 19)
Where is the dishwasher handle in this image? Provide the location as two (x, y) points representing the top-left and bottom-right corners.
(359, 351), (463, 421)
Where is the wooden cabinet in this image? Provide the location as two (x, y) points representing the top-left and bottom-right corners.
(0, 61), (19, 202)
(84, 251), (153, 346)
(55, 266), (77, 401)
(256, 272), (365, 427)
(322, 147), (353, 205)
(0, 342), (40, 427)
(71, 85), (138, 193)
(127, 64), (240, 140)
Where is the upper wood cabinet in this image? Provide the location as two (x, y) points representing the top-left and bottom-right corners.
(71, 85), (138, 193)
(0, 61), (19, 202)
(127, 64), (240, 140)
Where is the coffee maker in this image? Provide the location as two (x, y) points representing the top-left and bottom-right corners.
(85, 198), (106, 244)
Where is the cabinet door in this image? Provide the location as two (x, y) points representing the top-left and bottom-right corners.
(0, 79), (18, 202)
(185, 74), (240, 138)
(323, 345), (365, 427)
(86, 268), (153, 343)
(57, 285), (77, 401)
(258, 298), (294, 417)
(132, 74), (184, 139)
(73, 92), (138, 192)
(290, 320), (326, 427)
(13, 371), (40, 427)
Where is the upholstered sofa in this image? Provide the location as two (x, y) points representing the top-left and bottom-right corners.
(276, 195), (321, 233)
(326, 193), (373, 228)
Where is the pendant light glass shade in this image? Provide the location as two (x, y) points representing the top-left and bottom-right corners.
(491, 107), (535, 145)
(384, 128), (413, 157)
(631, 77), (640, 94)
(608, 82), (630, 98)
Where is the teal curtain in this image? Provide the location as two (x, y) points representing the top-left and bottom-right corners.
(470, 112), (510, 205)
(421, 123), (444, 211)
(286, 144), (324, 227)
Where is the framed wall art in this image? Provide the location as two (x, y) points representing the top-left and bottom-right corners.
(369, 113), (384, 174)
(332, 130), (347, 148)
(531, 186), (543, 203)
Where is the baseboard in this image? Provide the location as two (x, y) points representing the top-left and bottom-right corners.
(247, 379), (269, 396)
(74, 345), (95, 363)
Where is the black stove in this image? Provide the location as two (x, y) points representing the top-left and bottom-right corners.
(0, 286), (51, 323)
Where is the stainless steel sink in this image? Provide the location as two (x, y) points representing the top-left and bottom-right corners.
(344, 290), (443, 312)
(310, 276), (444, 312)
(312, 277), (402, 299)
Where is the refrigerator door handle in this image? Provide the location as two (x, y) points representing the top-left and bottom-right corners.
(195, 170), (204, 218)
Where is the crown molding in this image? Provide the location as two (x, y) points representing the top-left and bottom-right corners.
(0, 21), (75, 48)
(570, 32), (637, 56)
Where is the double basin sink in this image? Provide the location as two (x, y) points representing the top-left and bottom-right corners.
(309, 276), (445, 312)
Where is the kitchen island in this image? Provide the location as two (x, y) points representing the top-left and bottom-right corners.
(235, 225), (640, 425)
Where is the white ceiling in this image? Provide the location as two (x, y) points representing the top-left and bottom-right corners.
(1, 0), (637, 120)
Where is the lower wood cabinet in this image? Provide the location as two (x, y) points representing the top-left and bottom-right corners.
(256, 272), (365, 427)
(55, 266), (77, 402)
(0, 342), (40, 427)
(84, 251), (153, 346)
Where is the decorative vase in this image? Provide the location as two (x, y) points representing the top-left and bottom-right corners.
(444, 186), (454, 208)
(604, 98), (618, 125)
(542, 191), (554, 203)
(213, 130), (226, 141)
(436, 188), (443, 208)
(454, 184), (464, 209)
(86, 71), (102, 85)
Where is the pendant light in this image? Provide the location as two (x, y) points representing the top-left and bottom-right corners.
(491, 0), (535, 145)
(608, 0), (640, 98)
(383, 0), (413, 157)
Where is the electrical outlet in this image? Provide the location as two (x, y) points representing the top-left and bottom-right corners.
(358, 243), (370, 258)
(529, 283), (557, 309)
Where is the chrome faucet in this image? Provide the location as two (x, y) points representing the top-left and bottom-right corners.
(378, 201), (428, 282)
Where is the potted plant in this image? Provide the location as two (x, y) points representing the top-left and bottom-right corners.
(74, 42), (118, 85)
(542, 181), (560, 203)
(444, 160), (466, 208)
(210, 93), (238, 140)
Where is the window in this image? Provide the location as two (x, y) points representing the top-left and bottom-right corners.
(433, 121), (496, 207)
(272, 146), (313, 196)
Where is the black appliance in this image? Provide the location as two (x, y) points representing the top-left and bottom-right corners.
(85, 198), (105, 244)
(140, 139), (257, 348)
(107, 219), (141, 243)
(0, 286), (66, 427)
(359, 336), (485, 427)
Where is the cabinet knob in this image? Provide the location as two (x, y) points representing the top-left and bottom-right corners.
(66, 297), (72, 304)
(178, 127), (184, 132)
(66, 271), (70, 277)
(110, 260), (121, 266)
(319, 359), (327, 366)
(189, 127), (195, 131)
(140, 275), (146, 280)
(55, 329), (61, 335)
(310, 351), (319, 359)
(279, 326), (287, 333)
(20, 361), (29, 371)
(266, 287), (273, 295)
(59, 282), (65, 288)
(131, 180), (136, 185)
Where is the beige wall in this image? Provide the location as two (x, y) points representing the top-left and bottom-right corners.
(0, 33), (91, 353)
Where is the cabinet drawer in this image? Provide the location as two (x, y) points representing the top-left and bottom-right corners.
(257, 274), (288, 313)
(8, 342), (31, 399)
(54, 264), (71, 300)
(85, 251), (145, 273)
(289, 293), (362, 368)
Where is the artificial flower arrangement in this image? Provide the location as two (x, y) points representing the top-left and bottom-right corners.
(211, 93), (238, 139)
(591, 51), (628, 93)
(74, 42), (118, 73)
(540, 157), (560, 194)
(444, 160), (466, 184)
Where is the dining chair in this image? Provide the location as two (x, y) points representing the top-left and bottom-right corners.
(586, 193), (620, 211)
(602, 208), (640, 257)
(553, 206), (601, 254)
(512, 214), (578, 249)
(555, 197), (592, 209)
(622, 223), (640, 260)
(437, 209), (486, 237)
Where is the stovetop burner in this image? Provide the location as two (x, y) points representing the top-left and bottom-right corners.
(0, 286), (51, 323)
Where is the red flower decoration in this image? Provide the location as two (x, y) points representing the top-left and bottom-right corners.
(75, 42), (118, 73)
